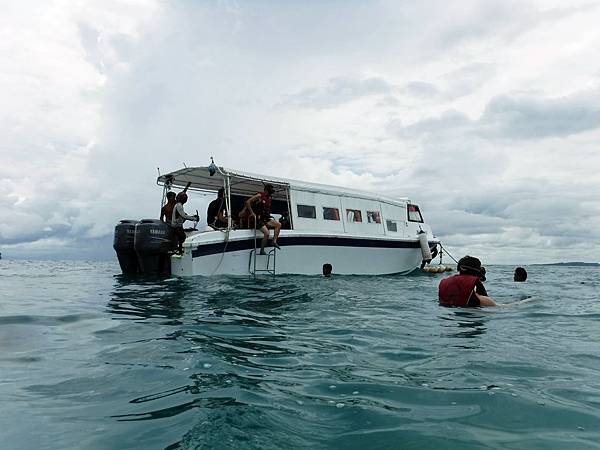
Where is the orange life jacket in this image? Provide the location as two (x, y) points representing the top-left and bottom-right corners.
(438, 274), (479, 307)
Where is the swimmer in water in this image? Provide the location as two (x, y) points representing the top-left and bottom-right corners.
(439, 255), (496, 307)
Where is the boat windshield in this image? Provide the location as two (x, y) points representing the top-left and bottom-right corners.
(408, 204), (424, 223)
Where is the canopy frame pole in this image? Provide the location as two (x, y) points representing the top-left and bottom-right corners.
(211, 165), (232, 231)
(285, 187), (293, 230)
(160, 178), (172, 218)
(225, 174), (232, 230)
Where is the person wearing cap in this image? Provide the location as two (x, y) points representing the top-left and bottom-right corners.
(160, 191), (177, 222)
(244, 183), (281, 255)
(439, 255), (496, 307)
(171, 191), (199, 254)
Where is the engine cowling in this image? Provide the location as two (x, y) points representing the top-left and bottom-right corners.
(134, 219), (176, 275)
(113, 220), (139, 274)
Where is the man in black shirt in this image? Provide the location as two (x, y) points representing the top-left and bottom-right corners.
(207, 188), (228, 229)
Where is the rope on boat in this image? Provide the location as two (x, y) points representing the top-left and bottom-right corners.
(209, 228), (230, 276)
(420, 242), (460, 273)
(439, 242), (459, 264)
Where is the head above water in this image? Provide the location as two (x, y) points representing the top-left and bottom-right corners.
(514, 267), (527, 282)
(457, 255), (486, 281)
(323, 263), (332, 277)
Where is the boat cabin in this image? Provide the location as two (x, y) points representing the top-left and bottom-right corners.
(157, 165), (426, 239)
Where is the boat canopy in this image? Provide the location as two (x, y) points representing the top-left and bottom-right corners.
(157, 166), (409, 205)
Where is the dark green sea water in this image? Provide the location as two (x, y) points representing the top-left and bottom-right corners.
(1, 260), (600, 449)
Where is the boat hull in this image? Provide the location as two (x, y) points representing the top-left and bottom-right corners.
(170, 230), (438, 276)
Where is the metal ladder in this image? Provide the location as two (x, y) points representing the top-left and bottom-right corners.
(248, 231), (277, 276)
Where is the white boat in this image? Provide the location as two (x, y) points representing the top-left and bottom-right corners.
(145, 165), (439, 276)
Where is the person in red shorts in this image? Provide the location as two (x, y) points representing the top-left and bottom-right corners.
(244, 184), (282, 255)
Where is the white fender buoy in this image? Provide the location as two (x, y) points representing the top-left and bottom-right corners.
(418, 230), (432, 264)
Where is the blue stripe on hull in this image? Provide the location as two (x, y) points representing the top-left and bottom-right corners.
(191, 236), (424, 258)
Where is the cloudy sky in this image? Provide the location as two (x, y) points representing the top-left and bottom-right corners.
(1, 0), (599, 263)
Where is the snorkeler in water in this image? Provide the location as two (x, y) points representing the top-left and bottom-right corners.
(439, 255), (496, 307)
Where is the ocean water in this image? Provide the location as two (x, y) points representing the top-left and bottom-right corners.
(1, 260), (600, 449)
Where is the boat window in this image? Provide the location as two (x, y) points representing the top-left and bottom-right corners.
(323, 207), (340, 221)
(367, 211), (381, 224)
(386, 220), (398, 232)
(297, 204), (316, 219)
(346, 209), (362, 223)
(408, 204), (424, 223)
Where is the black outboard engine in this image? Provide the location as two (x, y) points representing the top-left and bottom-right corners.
(113, 220), (139, 274)
(134, 219), (176, 275)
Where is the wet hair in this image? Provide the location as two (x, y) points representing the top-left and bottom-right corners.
(322, 263), (332, 277)
(514, 267), (527, 282)
(166, 191), (176, 199)
(457, 255), (486, 281)
(264, 184), (274, 195)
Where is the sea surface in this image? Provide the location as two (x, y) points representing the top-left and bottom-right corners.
(1, 260), (600, 449)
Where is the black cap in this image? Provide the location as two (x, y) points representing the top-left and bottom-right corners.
(458, 255), (486, 281)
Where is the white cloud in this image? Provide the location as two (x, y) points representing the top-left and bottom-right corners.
(280, 76), (393, 110)
(1, 0), (599, 264)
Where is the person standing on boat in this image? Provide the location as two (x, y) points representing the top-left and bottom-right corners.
(165, 181), (191, 224)
(160, 191), (177, 222)
(207, 188), (228, 229)
(245, 183), (281, 255)
(171, 192), (199, 254)
(439, 255), (496, 307)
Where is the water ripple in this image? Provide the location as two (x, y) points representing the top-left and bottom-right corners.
(2, 261), (600, 449)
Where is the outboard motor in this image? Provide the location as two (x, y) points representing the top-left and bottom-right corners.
(113, 220), (139, 274)
(134, 219), (176, 275)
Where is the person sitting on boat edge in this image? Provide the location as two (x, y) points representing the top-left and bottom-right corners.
(171, 192), (199, 254)
(244, 183), (281, 254)
(160, 191), (177, 222)
(207, 188), (228, 229)
(439, 255), (496, 307)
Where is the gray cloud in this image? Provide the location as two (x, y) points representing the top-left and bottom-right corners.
(400, 81), (441, 99)
(2, 0), (600, 265)
(388, 109), (472, 139)
(480, 93), (600, 139)
(389, 89), (600, 141)
(443, 63), (496, 99)
(280, 76), (393, 110)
